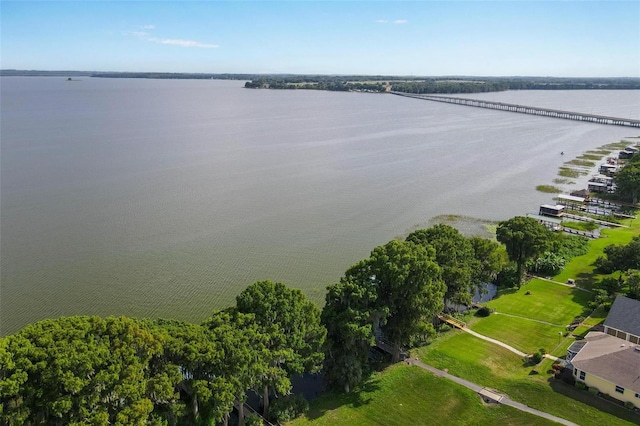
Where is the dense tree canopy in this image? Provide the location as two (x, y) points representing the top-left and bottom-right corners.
(367, 240), (445, 362)
(614, 155), (640, 204)
(1, 316), (163, 425)
(406, 225), (477, 307)
(496, 216), (551, 286)
(595, 235), (640, 274)
(322, 265), (378, 393)
(235, 280), (325, 416)
(0, 281), (325, 426)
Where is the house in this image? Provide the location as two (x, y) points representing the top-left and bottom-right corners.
(567, 296), (640, 408)
(570, 332), (640, 407)
(603, 295), (640, 344)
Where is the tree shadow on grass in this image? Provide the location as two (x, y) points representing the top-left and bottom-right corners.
(303, 375), (381, 421)
(547, 376), (640, 423)
(575, 270), (598, 291)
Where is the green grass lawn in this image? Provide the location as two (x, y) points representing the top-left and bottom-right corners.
(554, 216), (640, 289)
(413, 331), (639, 426)
(290, 363), (556, 426)
(563, 221), (599, 231)
(486, 279), (591, 325)
(469, 314), (565, 355)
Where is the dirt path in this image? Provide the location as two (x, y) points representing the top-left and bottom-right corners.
(406, 358), (579, 426)
(460, 327), (528, 357)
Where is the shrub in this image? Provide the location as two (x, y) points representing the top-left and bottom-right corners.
(475, 306), (492, 317)
(438, 324), (452, 333)
(588, 386), (599, 395)
(268, 394), (309, 424)
(624, 401), (636, 410)
(529, 251), (565, 275)
(575, 381), (587, 390)
(531, 351), (543, 364)
(244, 413), (264, 426)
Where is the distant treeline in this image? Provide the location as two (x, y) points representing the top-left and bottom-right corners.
(246, 76), (640, 94)
(3, 70), (639, 93)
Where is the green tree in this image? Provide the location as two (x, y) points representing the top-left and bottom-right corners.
(368, 240), (445, 362)
(147, 319), (239, 425)
(596, 235), (640, 274)
(496, 216), (551, 286)
(203, 309), (270, 426)
(407, 225), (477, 307)
(624, 270), (640, 300)
(0, 316), (163, 425)
(235, 280), (325, 417)
(321, 263), (377, 393)
(469, 236), (508, 284)
(615, 152), (640, 203)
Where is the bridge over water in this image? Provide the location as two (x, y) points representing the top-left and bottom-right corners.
(390, 92), (640, 128)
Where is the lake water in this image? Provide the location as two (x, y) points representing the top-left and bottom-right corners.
(1, 77), (639, 335)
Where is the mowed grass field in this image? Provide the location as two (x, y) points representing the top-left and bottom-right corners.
(469, 314), (565, 355)
(486, 279), (591, 325)
(554, 215), (640, 289)
(414, 331), (639, 426)
(291, 364), (556, 426)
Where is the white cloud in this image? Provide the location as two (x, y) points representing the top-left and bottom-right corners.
(393, 19), (408, 25)
(125, 28), (219, 48)
(375, 19), (388, 24)
(142, 25), (155, 30)
(153, 38), (219, 48)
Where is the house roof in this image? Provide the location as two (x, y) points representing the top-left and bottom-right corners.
(572, 332), (640, 393)
(604, 295), (640, 337)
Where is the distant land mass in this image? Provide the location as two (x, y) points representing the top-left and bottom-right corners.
(2, 70), (640, 94)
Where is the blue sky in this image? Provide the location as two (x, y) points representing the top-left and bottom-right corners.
(1, 1), (639, 76)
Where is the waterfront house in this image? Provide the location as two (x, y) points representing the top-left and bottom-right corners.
(603, 295), (640, 344)
(567, 296), (640, 408)
(569, 331), (640, 408)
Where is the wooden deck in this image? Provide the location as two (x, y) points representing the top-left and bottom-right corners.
(437, 313), (466, 330)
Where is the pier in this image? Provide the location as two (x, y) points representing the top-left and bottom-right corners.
(390, 92), (640, 128)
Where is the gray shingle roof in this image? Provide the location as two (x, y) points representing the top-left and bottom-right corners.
(572, 332), (640, 393)
(604, 295), (640, 337)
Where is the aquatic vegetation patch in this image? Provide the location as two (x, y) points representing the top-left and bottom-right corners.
(536, 185), (561, 193)
(564, 159), (595, 167)
(553, 178), (575, 185)
(577, 154), (603, 161)
(558, 167), (584, 178)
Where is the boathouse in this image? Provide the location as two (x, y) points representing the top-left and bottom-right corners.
(539, 204), (564, 218)
(588, 181), (609, 193)
(599, 164), (618, 176)
(527, 214), (562, 231)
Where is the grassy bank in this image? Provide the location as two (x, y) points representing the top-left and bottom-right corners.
(291, 364), (556, 426)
